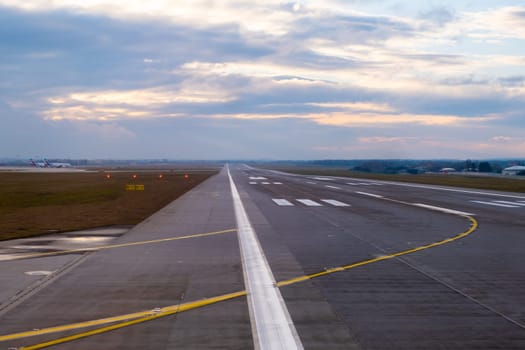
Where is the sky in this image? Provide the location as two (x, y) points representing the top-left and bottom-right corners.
(1, 1), (525, 160)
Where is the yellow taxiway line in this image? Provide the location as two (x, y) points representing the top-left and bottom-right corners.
(2, 216), (478, 349)
(2, 228), (237, 261)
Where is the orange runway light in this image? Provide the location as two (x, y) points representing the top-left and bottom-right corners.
(159, 174), (164, 179)
(184, 174), (189, 179)
(105, 174), (111, 179)
(132, 174), (137, 179)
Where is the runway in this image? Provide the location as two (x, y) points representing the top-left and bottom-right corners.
(1, 164), (524, 349)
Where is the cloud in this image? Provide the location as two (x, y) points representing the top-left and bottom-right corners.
(1, 1), (525, 159)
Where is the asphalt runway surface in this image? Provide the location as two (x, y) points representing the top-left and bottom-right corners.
(1, 165), (524, 349)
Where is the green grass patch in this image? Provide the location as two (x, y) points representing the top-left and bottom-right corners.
(0, 170), (217, 240)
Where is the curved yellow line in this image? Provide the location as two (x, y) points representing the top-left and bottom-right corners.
(6, 216), (478, 349)
(3, 228), (236, 261)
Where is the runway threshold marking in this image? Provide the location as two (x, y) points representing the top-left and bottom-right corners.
(297, 199), (323, 206)
(320, 199), (350, 207)
(228, 167), (304, 349)
(5, 215), (479, 349)
(272, 199), (295, 206)
(0, 229), (237, 262)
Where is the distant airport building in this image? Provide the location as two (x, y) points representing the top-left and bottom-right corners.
(502, 165), (525, 176)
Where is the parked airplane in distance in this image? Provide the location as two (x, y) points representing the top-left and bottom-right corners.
(30, 159), (47, 167)
(30, 159), (72, 168)
(44, 159), (72, 168)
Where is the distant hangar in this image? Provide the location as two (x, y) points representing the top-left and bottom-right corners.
(502, 165), (525, 176)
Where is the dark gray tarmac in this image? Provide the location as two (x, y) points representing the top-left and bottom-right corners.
(1, 165), (525, 349)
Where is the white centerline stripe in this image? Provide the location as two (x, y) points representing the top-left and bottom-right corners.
(272, 199), (294, 206)
(321, 199), (350, 207)
(494, 201), (525, 207)
(261, 182), (271, 185)
(325, 185), (341, 189)
(471, 200), (519, 208)
(228, 167), (303, 350)
(249, 182), (257, 185)
(413, 203), (475, 216)
(356, 191), (384, 198)
(273, 182), (283, 185)
(306, 181), (316, 185)
(296, 199), (323, 206)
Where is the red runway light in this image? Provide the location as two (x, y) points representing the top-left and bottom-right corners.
(184, 174), (189, 179)
(106, 174), (111, 179)
(159, 174), (164, 179)
(132, 174), (137, 179)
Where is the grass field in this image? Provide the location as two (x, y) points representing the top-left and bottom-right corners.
(263, 167), (525, 193)
(0, 170), (217, 241)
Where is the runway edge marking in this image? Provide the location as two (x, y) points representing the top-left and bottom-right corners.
(228, 166), (304, 350)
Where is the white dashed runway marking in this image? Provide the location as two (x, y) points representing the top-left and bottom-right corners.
(296, 199), (323, 206)
(272, 199), (351, 208)
(320, 199), (350, 207)
(272, 199), (295, 206)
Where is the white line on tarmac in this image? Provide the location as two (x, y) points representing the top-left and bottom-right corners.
(325, 185), (341, 189)
(370, 180), (525, 200)
(494, 201), (525, 207)
(228, 167), (303, 350)
(471, 200), (519, 208)
(321, 199), (350, 207)
(272, 199), (294, 206)
(296, 199), (323, 206)
(413, 203), (475, 216)
(356, 191), (384, 198)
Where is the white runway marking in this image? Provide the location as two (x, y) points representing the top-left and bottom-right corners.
(376, 181), (525, 200)
(494, 201), (525, 207)
(321, 199), (350, 207)
(356, 191), (384, 198)
(261, 182), (271, 185)
(296, 199), (323, 206)
(413, 203), (475, 216)
(228, 168), (303, 350)
(273, 182), (283, 185)
(325, 185), (341, 189)
(306, 181), (317, 185)
(471, 200), (520, 208)
(312, 177), (333, 181)
(249, 176), (267, 180)
(249, 182), (257, 185)
(272, 199), (294, 206)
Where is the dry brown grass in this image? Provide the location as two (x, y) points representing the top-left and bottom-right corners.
(0, 170), (217, 241)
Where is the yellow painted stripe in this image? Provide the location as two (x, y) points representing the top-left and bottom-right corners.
(6, 216), (478, 348)
(19, 291), (247, 350)
(4, 228), (236, 261)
